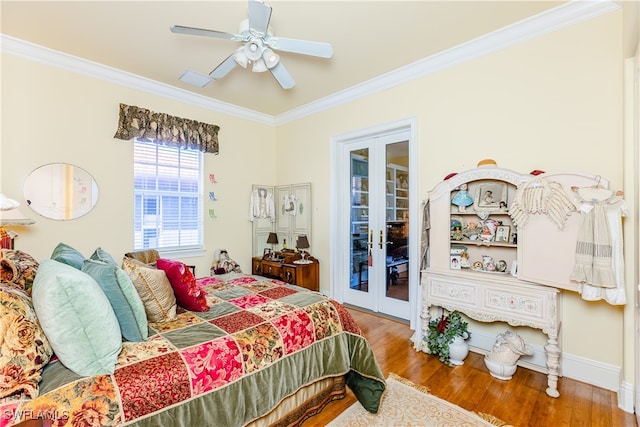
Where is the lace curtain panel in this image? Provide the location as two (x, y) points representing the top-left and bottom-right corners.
(113, 103), (219, 154)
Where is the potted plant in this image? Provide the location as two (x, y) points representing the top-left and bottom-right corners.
(426, 311), (471, 366)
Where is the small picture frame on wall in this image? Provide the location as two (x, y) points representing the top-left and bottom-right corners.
(495, 225), (511, 243)
(474, 182), (508, 211)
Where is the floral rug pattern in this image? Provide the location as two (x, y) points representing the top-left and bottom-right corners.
(327, 373), (512, 427)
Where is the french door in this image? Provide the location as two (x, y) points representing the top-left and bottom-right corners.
(339, 128), (412, 320)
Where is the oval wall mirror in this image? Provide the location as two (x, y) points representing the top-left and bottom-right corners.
(24, 163), (99, 220)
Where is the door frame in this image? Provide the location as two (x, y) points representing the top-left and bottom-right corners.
(626, 49), (640, 420)
(329, 116), (419, 329)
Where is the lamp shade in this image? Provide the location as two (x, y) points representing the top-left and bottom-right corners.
(296, 235), (310, 250)
(0, 194), (34, 225)
(233, 46), (249, 68)
(252, 58), (268, 73)
(267, 232), (278, 245)
(262, 48), (280, 69)
(0, 194), (20, 211)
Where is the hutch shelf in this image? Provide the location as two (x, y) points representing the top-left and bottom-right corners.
(417, 165), (606, 398)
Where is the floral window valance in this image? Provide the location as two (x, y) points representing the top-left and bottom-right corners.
(113, 103), (219, 154)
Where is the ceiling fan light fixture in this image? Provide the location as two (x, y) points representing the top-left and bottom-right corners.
(178, 70), (214, 88)
(244, 41), (264, 61)
(252, 58), (268, 73)
(171, 0), (333, 90)
(233, 47), (249, 68)
(262, 48), (279, 69)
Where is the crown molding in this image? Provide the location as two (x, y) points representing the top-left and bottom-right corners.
(1, 0), (619, 127)
(0, 34), (276, 126)
(275, 0), (620, 125)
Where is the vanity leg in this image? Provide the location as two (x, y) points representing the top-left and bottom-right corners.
(544, 331), (561, 398)
(415, 304), (432, 353)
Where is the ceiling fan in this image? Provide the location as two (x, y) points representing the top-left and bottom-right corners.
(171, 0), (333, 90)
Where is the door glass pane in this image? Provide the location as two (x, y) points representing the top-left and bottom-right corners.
(350, 149), (369, 292)
(385, 142), (409, 301)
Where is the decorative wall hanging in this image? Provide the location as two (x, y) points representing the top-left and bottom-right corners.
(249, 187), (275, 222)
(508, 177), (575, 229)
(569, 185), (627, 305)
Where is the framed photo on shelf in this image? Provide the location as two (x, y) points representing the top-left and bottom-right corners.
(450, 255), (462, 270)
(495, 225), (511, 243)
(473, 182), (508, 211)
(263, 248), (272, 260)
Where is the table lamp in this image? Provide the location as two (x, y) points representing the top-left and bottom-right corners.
(295, 235), (311, 264)
(267, 232), (278, 251)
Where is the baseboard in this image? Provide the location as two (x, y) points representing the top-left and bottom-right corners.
(620, 379), (634, 413)
(467, 329), (633, 413)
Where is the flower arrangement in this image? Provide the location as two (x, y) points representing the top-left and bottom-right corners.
(426, 311), (471, 366)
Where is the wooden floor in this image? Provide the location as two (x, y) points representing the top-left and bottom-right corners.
(305, 308), (637, 427)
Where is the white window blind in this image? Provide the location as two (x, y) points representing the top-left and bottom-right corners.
(133, 140), (202, 251)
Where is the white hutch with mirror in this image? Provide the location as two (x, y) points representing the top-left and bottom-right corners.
(418, 163), (611, 398)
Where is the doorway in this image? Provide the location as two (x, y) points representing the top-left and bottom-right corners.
(330, 118), (418, 326)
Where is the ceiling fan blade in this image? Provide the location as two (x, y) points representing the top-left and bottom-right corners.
(269, 62), (295, 89)
(247, 0), (272, 36)
(210, 54), (238, 80)
(266, 37), (333, 58)
(171, 25), (241, 41)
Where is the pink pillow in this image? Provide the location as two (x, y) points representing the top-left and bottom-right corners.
(156, 258), (209, 312)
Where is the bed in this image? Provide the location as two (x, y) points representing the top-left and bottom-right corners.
(0, 248), (385, 427)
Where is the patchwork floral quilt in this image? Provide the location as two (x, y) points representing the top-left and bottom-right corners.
(0, 273), (385, 426)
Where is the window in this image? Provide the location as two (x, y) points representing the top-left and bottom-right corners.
(133, 140), (202, 251)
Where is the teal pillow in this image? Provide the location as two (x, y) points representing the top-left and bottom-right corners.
(50, 242), (85, 270)
(82, 259), (148, 342)
(32, 259), (122, 377)
(89, 247), (117, 265)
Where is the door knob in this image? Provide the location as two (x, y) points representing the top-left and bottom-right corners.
(379, 230), (393, 249)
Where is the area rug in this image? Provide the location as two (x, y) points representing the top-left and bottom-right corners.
(327, 373), (512, 427)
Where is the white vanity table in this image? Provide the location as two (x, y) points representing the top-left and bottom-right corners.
(420, 269), (561, 397)
(416, 165), (607, 398)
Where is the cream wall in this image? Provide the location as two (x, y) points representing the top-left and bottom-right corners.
(276, 10), (631, 377)
(0, 8), (634, 394)
(1, 54), (277, 275)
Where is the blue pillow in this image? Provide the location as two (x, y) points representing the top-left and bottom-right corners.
(50, 242), (85, 270)
(82, 259), (148, 342)
(32, 259), (122, 376)
(89, 247), (118, 265)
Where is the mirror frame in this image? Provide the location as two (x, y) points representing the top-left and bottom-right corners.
(24, 163), (99, 220)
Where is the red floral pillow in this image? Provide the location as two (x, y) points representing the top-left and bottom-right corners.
(156, 258), (209, 312)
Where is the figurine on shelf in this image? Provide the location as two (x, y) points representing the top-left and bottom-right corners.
(460, 251), (470, 268)
(451, 183), (474, 212)
(451, 225), (464, 241)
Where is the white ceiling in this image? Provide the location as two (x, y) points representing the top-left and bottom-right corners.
(1, 1), (638, 119)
